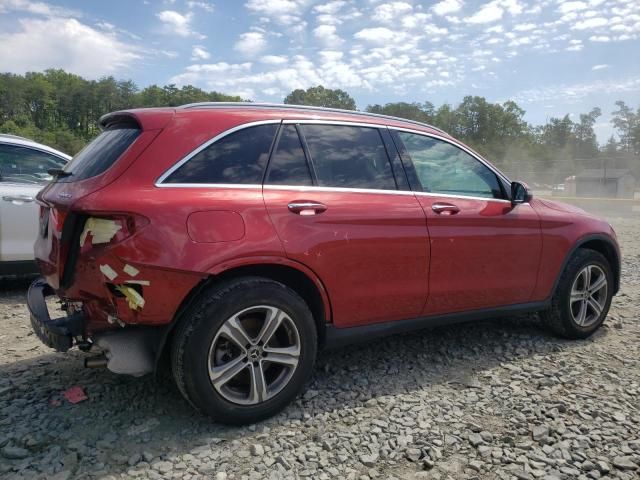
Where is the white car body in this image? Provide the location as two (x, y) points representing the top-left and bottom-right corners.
(0, 134), (71, 274)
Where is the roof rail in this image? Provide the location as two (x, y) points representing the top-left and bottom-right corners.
(180, 102), (447, 135)
(0, 133), (32, 142)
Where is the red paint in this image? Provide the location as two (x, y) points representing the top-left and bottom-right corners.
(33, 106), (619, 337)
(187, 210), (245, 243)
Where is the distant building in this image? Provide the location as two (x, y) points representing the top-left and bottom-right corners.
(571, 169), (636, 199)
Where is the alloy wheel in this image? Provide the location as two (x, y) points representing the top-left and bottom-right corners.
(207, 305), (301, 405)
(569, 264), (608, 327)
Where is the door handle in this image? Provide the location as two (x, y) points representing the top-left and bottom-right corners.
(432, 202), (460, 215)
(287, 201), (327, 215)
(2, 195), (35, 204)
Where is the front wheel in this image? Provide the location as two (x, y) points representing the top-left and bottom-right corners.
(541, 249), (613, 339)
(171, 277), (317, 424)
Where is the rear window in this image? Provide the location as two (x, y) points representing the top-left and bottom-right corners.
(59, 126), (140, 182)
(164, 124), (278, 184)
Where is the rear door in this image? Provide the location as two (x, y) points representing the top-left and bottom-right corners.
(0, 144), (66, 261)
(391, 129), (541, 315)
(263, 122), (429, 328)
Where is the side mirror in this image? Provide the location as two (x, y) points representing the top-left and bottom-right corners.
(511, 181), (532, 205)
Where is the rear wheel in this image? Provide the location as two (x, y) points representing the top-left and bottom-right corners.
(541, 249), (613, 339)
(171, 277), (317, 424)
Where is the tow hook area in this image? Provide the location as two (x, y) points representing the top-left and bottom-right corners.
(27, 278), (85, 352)
(89, 328), (162, 377)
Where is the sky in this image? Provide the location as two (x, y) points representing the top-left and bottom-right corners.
(0, 0), (639, 142)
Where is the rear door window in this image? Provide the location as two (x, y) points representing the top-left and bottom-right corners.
(0, 144), (67, 185)
(60, 127), (140, 182)
(265, 125), (312, 186)
(165, 124), (278, 184)
(299, 124), (397, 190)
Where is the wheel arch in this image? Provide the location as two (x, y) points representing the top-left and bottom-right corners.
(552, 234), (621, 298)
(154, 259), (332, 372)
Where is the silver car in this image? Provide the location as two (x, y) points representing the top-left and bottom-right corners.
(0, 134), (70, 275)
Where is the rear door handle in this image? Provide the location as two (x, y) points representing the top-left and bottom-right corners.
(287, 201), (327, 215)
(432, 202), (460, 215)
(2, 195), (35, 204)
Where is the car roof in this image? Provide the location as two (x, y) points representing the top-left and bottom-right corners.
(0, 134), (72, 160)
(179, 102), (448, 135)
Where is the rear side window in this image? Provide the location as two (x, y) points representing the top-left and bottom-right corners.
(60, 127), (140, 182)
(165, 124), (278, 184)
(300, 124), (396, 190)
(0, 144), (66, 185)
(265, 125), (312, 186)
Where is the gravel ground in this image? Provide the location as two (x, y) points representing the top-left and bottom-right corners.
(0, 216), (638, 480)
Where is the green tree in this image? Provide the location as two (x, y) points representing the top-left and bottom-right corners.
(612, 101), (639, 153)
(284, 85), (356, 110)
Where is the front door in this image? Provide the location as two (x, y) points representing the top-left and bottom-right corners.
(263, 123), (429, 328)
(391, 130), (542, 315)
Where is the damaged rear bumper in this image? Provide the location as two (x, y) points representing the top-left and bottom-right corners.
(27, 277), (84, 352)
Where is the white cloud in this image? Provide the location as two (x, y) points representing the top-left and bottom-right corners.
(589, 35), (611, 42)
(432, 0), (464, 16)
(465, 1), (503, 24)
(191, 45), (210, 61)
(313, 24), (343, 46)
(373, 2), (413, 23)
(513, 23), (536, 31)
(260, 55), (288, 65)
(0, 0), (78, 17)
(557, 1), (588, 14)
(512, 77), (640, 104)
(354, 27), (397, 44)
(186, 1), (214, 12)
(572, 17), (609, 30)
(234, 31), (267, 56)
(591, 64), (609, 70)
(156, 10), (205, 39)
(0, 17), (141, 77)
(313, 1), (345, 15)
(245, 0), (306, 28)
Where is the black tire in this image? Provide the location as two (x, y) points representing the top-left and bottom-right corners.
(541, 249), (613, 339)
(171, 276), (317, 425)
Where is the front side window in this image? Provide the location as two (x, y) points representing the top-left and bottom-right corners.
(265, 125), (312, 186)
(300, 124), (396, 190)
(0, 144), (66, 185)
(165, 123), (278, 184)
(396, 132), (503, 199)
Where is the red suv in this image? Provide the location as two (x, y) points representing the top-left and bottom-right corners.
(29, 103), (620, 424)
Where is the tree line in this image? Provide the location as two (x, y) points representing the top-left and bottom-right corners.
(1, 72), (638, 184)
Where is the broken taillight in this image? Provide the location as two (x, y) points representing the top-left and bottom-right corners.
(79, 214), (148, 251)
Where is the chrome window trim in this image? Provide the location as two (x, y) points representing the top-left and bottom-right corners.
(387, 126), (512, 187)
(262, 184), (512, 203)
(157, 181), (512, 204)
(154, 119), (281, 186)
(157, 183), (263, 189)
(154, 118), (513, 206)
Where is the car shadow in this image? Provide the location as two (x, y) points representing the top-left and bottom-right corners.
(0, 308), (610, 479)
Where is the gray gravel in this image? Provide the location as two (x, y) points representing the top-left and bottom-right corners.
(1, 216), (639, 480)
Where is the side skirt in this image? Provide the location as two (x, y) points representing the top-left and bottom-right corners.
(324, 301), (549, 349)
